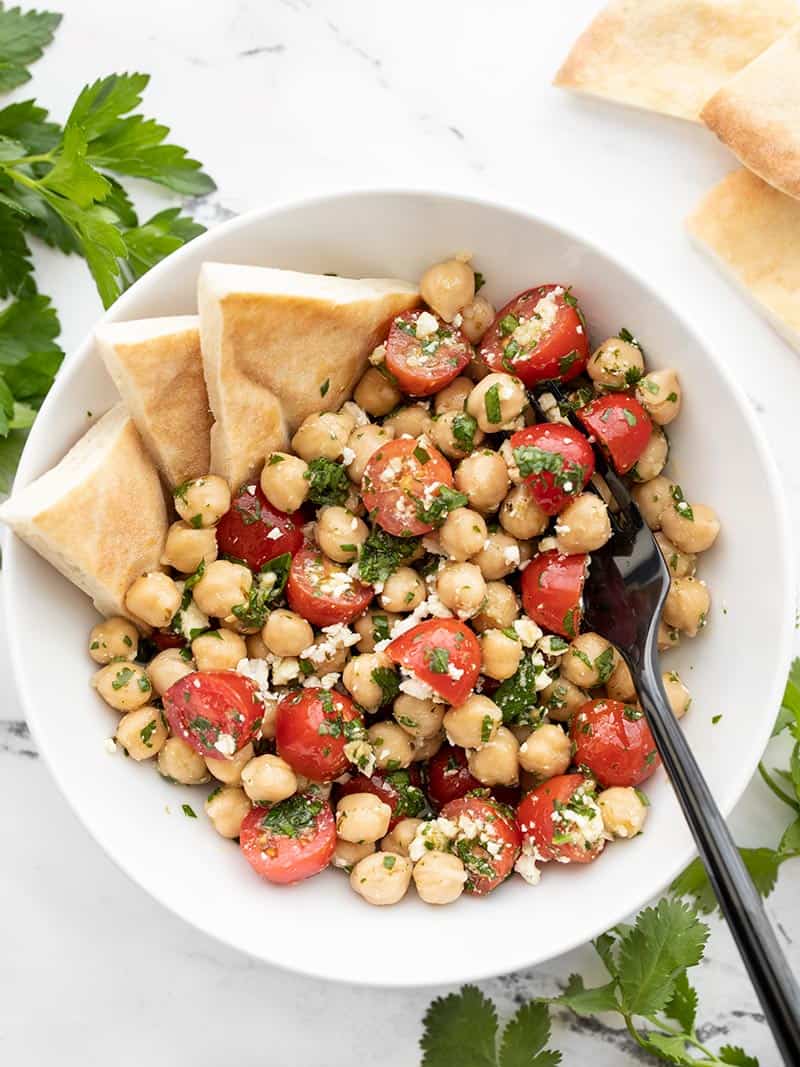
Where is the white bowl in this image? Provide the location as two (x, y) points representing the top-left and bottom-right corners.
(4, 190), (794, 987)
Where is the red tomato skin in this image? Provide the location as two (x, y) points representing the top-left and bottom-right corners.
(479, 285), (589, 386)
(426, 744), (481, 808)
(570, 698), (660, 787)
(361, 437), (454, 537)
(385, 309), (472, 396)
(216, 485), (303, 571)
(286, 545), (373, 628)
(576, 393), (652, 475)
(440, 796), (521, 894)
(152, 629), (186, 651)
(239, 798), (336, 884)
(517, 774), (604, 864)
(509, 424), (595, 516)
(520, 550), (588, 639)
(275, 687), (362, 781)
(163, 671), (263, 758)
(387, 619), (481, 705)
(337, 766), (426, 830)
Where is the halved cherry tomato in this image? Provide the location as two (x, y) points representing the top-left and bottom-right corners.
(426, 744), (481, 808)
(286, 545), (373, 627)
(570, 698), (659, 787)
(387, 619), (481, 705)
(520, 550), (588, 639)
(152, 629), (186, 651)
(276, 687), (362, 781)
(337, 766), (429, 829)
(440, 795), (521, 894)
(361, 437), (455, 537)
(517, 774), (605, 864)
(509, 424), (595, 515)
(480, 285), (589, 386)
(385, 309), (472, 396)
(216, 484), (303, 571)
(576, 393), (652, 475)
(239, 792), (336, 884)
(163, 671), (262, 758)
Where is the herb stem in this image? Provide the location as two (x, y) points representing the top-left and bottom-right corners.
(758, 760), (800, 811)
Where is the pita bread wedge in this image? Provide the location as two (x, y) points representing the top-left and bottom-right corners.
(198, 263), (419, 490)
(554, 0), (798, 121)
(95, 316), (212, 487)
(0, 405), (168, 621)
(701, 24), (800, 199)
(686, 168), (800, 350)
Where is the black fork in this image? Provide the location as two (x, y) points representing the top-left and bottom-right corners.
(529, 385), (800, 1063)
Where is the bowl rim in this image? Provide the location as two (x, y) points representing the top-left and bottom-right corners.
(4, 185), (795, 986)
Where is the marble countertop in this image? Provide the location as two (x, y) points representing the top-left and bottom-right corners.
(2, 1), (799, 1063)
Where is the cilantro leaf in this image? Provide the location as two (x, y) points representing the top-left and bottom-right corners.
(0, 202), (33, 296)
(672, 848), (786, 914)
(0, 4), (60, 91)
(643, 1032), (696, 1064)
(420, 985), (498, 1067)
(554, 974), (618, 1015)
(304, 456), (350, 507)
(357, 526), (420, 584)
(662, 971), (697, 1033)
(718, 1046), (760, 1066)
(498, 1001), (561, 1067)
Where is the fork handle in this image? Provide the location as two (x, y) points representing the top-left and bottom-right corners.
(632, 640), (800, 1063)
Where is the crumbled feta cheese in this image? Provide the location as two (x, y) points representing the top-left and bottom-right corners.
(515, 849), (542, 886)
(447, 662), (465, 681)
(272, 657), (300, 686)
(369, 343), (386, 365)
(341, 446), (356, 466)
(415, 311), (439, 339)
(214, 733), (236, 757)
(344, 738), (376, 777)
(514, 616), (543, 647)
(538, 536), (558, 552)
(503, 544), (521, 567)
(171, 582), (210, 640)
(301, 623), (361, 666)
(340, 400), (369, 427)
(104, 737), (117, 755)
(266, 526), (283, 540)
(236, 658), (275, 704)
(399, 669), (437, 702)
(452, 312), (463, 327)
(408, 817), (459, 861)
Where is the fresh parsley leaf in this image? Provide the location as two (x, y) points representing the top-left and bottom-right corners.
(358, 527), (420, 584)
(232, 555), (290, 628)
(415, 485), (468, 527)
(718, 1046), (760, 1066)
(121, 207), (204, 284)
(260, 793), (322, 839)
(383, 768), (430, 819)
(427, 647), (450, 674)
(473, 270), (485, 293)
(484, 383), (502, 424)
(0, 4), (60, 91)
(370, 666), (400, 705)
(452, 411), (478, 454)
(304, 456), (349, 507)
(181, 803), (197, 818)
(493, 654), (543, 726)
(420, 985), (498, 1067)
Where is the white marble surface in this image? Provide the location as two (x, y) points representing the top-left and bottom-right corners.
(2, 0), (800, 1062)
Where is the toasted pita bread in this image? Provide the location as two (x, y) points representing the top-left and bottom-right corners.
(198, 264), (419, 491)
(701, 25), (800, 199)
(554, 0), (798, 121)
(94, 316), (212, 487)
(686, 168), (800, 351)
(0, 405), (168, 621)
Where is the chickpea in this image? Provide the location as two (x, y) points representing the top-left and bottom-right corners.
(436, 561), (487, 618)
(115, 707), (168, 760)
(658, 621), (681, 652)
(472, 581), (519, 633)
(367, 721), (414, 770)
(336, 792), (392, 844)
(598, 786), (648, 838)
(157, 736), (209, 785)
(173, 475), (231, 528)
(291, 411), (355, 462)
(555, 493), (612, 555)
(466, 373), (526, 432)
(459, 295), (495, 344)
(311, 641), (349, 677)
(89, 616), (138, 664)
(380, 818), (424, 857)
(499, 483), (548, 539)
(631, 427), (669, 483)
(661, 501), (720, 554)
(663, 670), (692, 719)
(561, 633), (618, 688)
(393, 694), (444, 738)
(260, 452), (310, 513)
(606, 657), (637, 703)
(241, 753), (297, 803)
(636, 368), (681, 425)
(455, 451), (510, 513)
(93, 661), (152, 711)
(350, 851), (413, 905)
(420, 258), (475, 321)
(260, 609), (313, 659)
(192, 560), (251, 619)
(383, 403), (433, 439)
(479, 629), (523, 681)
(413, 851), (467, 905)
(540, 675), (589, 722)
(316, 506), (368, 564)
(346, 424), (394, 484)
(435, 377), (472, 414)
(205, 741), (255, 786)
(353, 610), (400, 653)
(663, 577), (710, 637)
(467, 726), (519, 786)
(518, 723), (571, 779)
(587, 337), (644, 391)
(246, 633), (270, 659)
(161, 520), (218, 574)
(444, 694), (502, 749)
(125, 572), (181, 629)
(430, 409), (485, 459)
(332, 838), (375, 870)
(189, 629), (245, 672)
(353, 367), (402, 418)
(147, 648), (194, 697)
(205, 785), (251, 839)
(654, 531), (696, 578)
(632, 475), (673, 531)
(343, 652), (395, 711)
(440, 507), (488, 561)
(411, 731), (445, 762)
(380, 566), (426, 613)
(471, 531), (522, 580)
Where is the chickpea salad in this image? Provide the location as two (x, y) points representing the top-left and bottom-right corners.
(91, 256), (720, 907)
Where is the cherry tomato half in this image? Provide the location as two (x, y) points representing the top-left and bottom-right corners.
(387, 619), (481, 705)
(426, 744), (481, 808)
(337, 766), (429, 829)
(385, 309), (472, 396)
(509, 424), (595, 516)
(361, 437), (455, 537)
(520, 550), (588, 639)
(570, 698), (659, 787)
(440, 795), (521, 894)
(517, 774), (605, 864)
(276, 687), (362, 781)
(239, 792), (336, 884)
(479, 285), (589, 386)
(286, 545), (373, 628)
(576, 393), (652, 475)
(152, 629), (186, 651)
(163, 671), (262, 758)
(216, 484), (303, 572)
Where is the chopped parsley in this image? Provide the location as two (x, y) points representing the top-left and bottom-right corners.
(111, 666), (135, 690)
(372, 613), (391, 643)
(383, 855), (396, 870)
(594, 646), (616, 684)
(267, 452), (285, 465)
(671, 484), (694, 522)
(480, 714), (493, 743)
(621, 408), (637, 427)
(618, 326), (640, 348)
(559, 349), (579, 375)
(139, 719), (158, 747)
(320, 378), (330, 397)
(473, 270), (485, 293)
(427, 647), (450, 674)
(499, 313), (519, 336)
(304, 457), (350, 507)
(414, 445), (431, 465)
(371, 667), (401, 704)
(512, 444), (584, 493)
(358, 527), (421, 584)
(182, 804), (197, 818)
(232, 554), (291, 628)
(484, 384), (502, 424)
(415, 485), (469, 527)
(493, 654), (544, 726)
(451, 411), (478, 454)
(260, 793), (323, 838)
